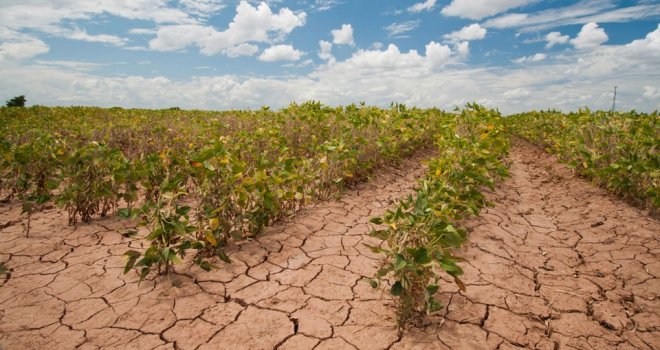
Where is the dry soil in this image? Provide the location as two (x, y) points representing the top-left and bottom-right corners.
(0, 141), (657, 350)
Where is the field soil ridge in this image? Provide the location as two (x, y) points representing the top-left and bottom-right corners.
(0, 141), (658, 350)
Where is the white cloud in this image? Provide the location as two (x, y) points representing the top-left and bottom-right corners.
(283, 58), (313, 68)
(408, 0), (436, 13)
(384, 20), (420, 38)
(128, 28), (157, 35)
(336, 41), (458, 72)
(484, 1), (660, 32)
(502, 88), (530, 98)
(571, 22), (608, 49)
(331, 24), (354, 46)
(311, 0), (343, 12)
(441, 0), (537, 20)
(179, 0), (225, 16)
(225, 43), (259, 57)
(513, 53), (546, 63)
(0, 36), (49, 61)
(621, 23), (660, 61)
(149, 24), (212, 51)
(33, 59), (126, 72)
(425, 42), (453, 67)
(2, 23), (660, 115)
(258, 44), (303, 62)
(68, 29), (128, 46)
(643, 86), (660, 99)
(443, 24), (487, 41)
(318, 40), (333, 61)
(545, 31), (569, 48)
(149, 1), (306, 56)
(0, 0), (197, 38)
(455, 41), (470, 57)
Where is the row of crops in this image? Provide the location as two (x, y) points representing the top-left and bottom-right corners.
(507, 109), (659, 209)
(6, 103), (652, 326)
(0, 102), (511, 325)
(368, 104), (509, 325)
(0, 102), (444, 276)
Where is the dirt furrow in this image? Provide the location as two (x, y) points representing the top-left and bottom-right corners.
(391, 141), (658, 350)
(0, 150), (433, 350)
(1, 140), (658, 350)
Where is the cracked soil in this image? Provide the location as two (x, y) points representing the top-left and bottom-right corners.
(0, 141), (658, 350)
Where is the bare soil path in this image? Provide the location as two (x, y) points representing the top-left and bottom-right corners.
(0, 142), (658, 350)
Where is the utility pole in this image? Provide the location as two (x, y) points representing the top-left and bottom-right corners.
(612, 86), (617, 112)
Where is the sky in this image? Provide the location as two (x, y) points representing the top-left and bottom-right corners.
(0, 0), (659, 113)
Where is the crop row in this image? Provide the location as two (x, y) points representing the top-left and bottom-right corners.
(506, 109), (658, 209)
(368, 104), (510, 326)
(0, 102), (445, 277)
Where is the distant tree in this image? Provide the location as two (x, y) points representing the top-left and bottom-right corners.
(6, 95), (26, 107)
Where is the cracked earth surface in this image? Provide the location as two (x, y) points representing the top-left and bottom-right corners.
(1, 141), (658, 350)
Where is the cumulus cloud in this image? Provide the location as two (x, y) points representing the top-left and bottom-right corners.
(425, 42), (453, 67)
(0, 29), (50, 61)
(331, 41), (459, 73)
(258, 44), (304, 62)
(441, 0), (537, 20)
(149, 1), (306, 56)
(384, 20), (420, 38)
(331, 24), (354, 46)
(225, 43), (259, 57)
(643, 86), (660, 99)
(0, 37), (49, 61)
(455, 41), (470, 57)
(2, 21), (660, 114)
(571, 22), (608, 49)
(545, 31), (569, 48)
(513, 53), (546, 63)
(318, 40), (333, 61)
(408, 0), (436, 13)
(443, 24), (487, 41)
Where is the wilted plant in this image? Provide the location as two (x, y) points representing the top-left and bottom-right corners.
(368, 104), (509, 327)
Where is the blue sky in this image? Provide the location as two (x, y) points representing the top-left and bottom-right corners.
(0, 0), (659, 113)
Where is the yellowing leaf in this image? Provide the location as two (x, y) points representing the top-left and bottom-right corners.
(205, 231), (218, 246)
(209, 218), (219, 230)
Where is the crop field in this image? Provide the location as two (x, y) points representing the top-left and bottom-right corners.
(0, 104), (658, 350)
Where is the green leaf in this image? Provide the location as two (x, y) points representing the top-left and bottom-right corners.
(390, 281), (403, 296)
(368, 279), (379, 289)
(363, 244), (384, 254)
(393, 254), (407, 271)
(426, 297), (443, 314)
(410, 247), (430, 264)
(369, 217), (383, 225)
(123, 250), (141, 274)
(217, 250), (231, 263)
(426, 284), (439, 295)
